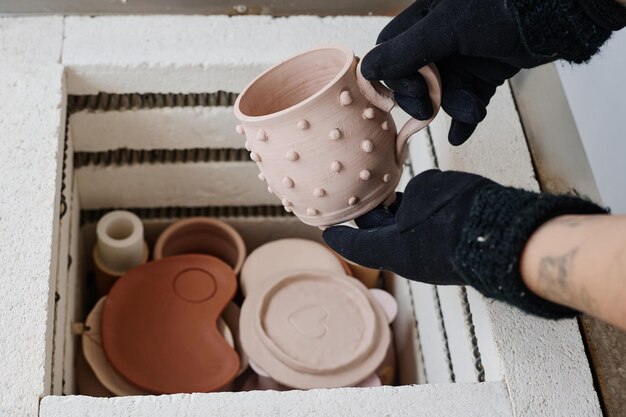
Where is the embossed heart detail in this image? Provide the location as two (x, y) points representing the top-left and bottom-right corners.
(288, 305), (329, 339)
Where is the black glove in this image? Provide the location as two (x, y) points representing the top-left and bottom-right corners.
(363, 0), (626, 145)
(323, 170), (607, 318)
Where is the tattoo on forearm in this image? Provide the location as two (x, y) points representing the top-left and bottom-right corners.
(538, 247), (597, 313)
(538, 248), (578, 301)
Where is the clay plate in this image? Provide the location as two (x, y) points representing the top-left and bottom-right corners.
(82, 297), (149, 396)
(240, 238), (347, 296)
(240, 269), (389, 389)
(102, 255), (240, 394)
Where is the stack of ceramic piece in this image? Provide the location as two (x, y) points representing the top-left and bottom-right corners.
(239, 239), (396, 390)
(79, 214), (395, 395)
(80, 215), (249, 395)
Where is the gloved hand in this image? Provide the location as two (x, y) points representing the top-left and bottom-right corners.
(323, 170), (607, 318)
(363, 0), (623, 145)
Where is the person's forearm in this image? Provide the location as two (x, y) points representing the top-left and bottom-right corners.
(520, 214), (626, 331)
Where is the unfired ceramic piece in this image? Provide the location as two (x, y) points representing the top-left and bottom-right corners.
(84, 296), (235, 396)
(102, 255), (240, 394)
(222, 302), (249, 376)
(370, 288), (399, 324)
(153, 217), (246, 274)
(240, 269), (390, 389)
(241, 370), (381, 391)
(95, 210), (147, 274)
(234, 45), (441, 227)
(376, 337), (397, 386)
(93, 242), (149, 296)
(76, 348), (114, 397)
(240, 238), (347, 296)
(345, 259), (381, 289)
(82, 297), (149, 396)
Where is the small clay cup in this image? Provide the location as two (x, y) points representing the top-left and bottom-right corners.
(93, 210), (149, 295)
(234, 44), (441, 227)
(153, 217), (246, 274)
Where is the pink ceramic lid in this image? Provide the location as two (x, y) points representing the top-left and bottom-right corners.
(240, 238), (347, 296)
(240, 269), (390, 389)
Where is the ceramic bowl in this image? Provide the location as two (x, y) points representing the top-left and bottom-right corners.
(153, 217), (246, 274)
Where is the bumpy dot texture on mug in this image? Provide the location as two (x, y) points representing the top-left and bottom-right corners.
(238, 82), (403, 226)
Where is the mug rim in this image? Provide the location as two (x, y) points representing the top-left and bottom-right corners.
(234, 44), (354, 123)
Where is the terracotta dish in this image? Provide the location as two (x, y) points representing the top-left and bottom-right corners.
(102, 255), (240, 394)
(153, 217), (246, 274)
(240, 238), (347, 296)
(240, 269), (390, 389)
(234, 45), (441, 227)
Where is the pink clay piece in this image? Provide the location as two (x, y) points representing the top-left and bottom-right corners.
(239, 238), (347, 296)
(239, 269), (390, 389)
(234, 45), (441, 227)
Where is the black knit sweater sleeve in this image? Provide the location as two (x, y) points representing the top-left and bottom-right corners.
(454, 185), (608, 319)
(507, 0), (626, 63)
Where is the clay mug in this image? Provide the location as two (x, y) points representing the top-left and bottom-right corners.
(234, 44), (441, 227)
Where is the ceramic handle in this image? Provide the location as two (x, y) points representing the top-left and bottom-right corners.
(356, 60), (442, 164)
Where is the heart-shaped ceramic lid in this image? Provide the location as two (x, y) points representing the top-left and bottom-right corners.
(240, 238), (348, 296)
(102, 255), (240, 394)
(240, 269), (389, 389)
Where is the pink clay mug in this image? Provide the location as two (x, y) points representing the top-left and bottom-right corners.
(234, 44), (441, 228)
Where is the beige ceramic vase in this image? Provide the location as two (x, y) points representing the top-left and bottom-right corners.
(234, 44), (441, 227)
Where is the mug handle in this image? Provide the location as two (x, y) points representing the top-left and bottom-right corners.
(356, 59), (442, 165)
